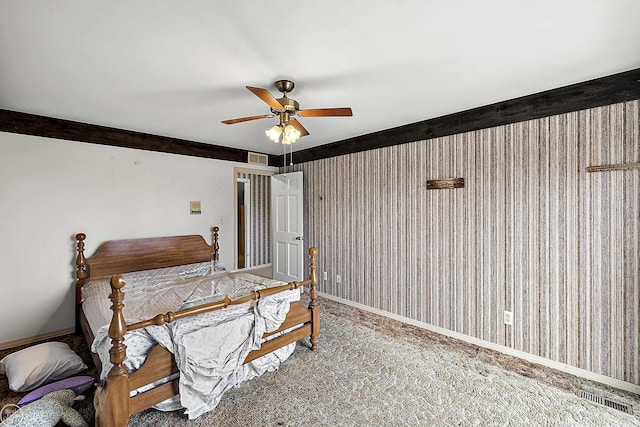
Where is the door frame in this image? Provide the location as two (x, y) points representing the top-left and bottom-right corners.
(236, 177), (251, 269)
(233, 167), (276, 271)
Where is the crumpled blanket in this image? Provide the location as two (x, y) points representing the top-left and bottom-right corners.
(175, 297), (291, 419)
(92, 294), (294, 419)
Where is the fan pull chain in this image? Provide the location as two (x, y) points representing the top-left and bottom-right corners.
(283, 140), (286, 168)
(289, 142), (293, 167)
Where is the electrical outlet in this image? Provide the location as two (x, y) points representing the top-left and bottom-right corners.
(336, 274), (342, 284)
(323, 271), (328, 280)
(503, 310), (513, 326)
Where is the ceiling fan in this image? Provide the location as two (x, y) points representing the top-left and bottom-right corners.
(221, 80), (352, 145)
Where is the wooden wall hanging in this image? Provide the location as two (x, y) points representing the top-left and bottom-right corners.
(426, 178), (464, 190)
(587, 163), (640, 173)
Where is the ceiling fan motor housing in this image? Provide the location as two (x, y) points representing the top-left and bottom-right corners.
(273, 97), (299, 113)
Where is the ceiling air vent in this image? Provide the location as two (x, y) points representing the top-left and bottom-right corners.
(248, 152), (268, 166)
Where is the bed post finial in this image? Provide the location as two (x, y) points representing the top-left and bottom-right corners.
(309, 247), (318, 284)
(76, 233), (88, 281)
(75, 233), (88, 335)
(94, 275), (131, 427)
(212, 226), (220, 262)
(308, 247), (320, 351)
(108, 275), (128, 376)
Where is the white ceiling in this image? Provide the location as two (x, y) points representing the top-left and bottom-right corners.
(1, 1), (639, 156)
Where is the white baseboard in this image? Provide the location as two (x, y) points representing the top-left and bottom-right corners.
(320, 292), (640, 395)
(0, 328), (75, 351)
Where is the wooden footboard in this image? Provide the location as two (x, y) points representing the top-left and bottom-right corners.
(92, 247), (319, 427)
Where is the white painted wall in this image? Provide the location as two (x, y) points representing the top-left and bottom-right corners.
(0, 132), (275, 344)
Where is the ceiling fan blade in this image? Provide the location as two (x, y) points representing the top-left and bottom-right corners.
(290, 119), (310, 137)
(298, 107), (353, 117)
(246, 86), (283, 110)
(221, 114), (272, 125)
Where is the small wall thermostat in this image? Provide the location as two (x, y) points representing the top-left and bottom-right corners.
(190, 201), (201, 215)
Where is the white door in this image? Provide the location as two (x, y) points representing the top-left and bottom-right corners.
(271, 171), (304, 282)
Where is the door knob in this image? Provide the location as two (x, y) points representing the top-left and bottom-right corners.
(295, 236), (303, 240)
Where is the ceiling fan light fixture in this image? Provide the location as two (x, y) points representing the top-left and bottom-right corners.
(266, 123), (301, 144)
(266, 125), (282, 142)
(283, 124), (301, 144)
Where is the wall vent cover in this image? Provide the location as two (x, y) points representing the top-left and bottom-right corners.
(248, 152), (268, 166)
(576, 390), (633, 414)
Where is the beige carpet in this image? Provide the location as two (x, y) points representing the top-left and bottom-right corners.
(128, 298), (640, 426)
(2, 298), (639, 426)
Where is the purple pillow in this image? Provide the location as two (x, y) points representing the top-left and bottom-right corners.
(17, 375), (94, 406)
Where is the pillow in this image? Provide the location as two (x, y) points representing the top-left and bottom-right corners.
(17, 375), (94, 406)
(176, 262), (216, 279)
(0, 342), (88, 392)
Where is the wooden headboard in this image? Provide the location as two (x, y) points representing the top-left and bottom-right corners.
(77, 234), (217, 279)
(75, 227), (220, 306)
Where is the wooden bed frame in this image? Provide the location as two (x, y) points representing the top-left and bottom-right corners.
(75, 227), (319, 427)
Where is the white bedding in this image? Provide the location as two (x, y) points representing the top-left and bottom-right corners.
(82, 263), (300, 418)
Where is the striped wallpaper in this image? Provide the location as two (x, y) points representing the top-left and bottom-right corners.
(292, 99), (640, 385)
(237, 172), (271, 267)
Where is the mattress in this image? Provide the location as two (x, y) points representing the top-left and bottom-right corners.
(82, 262), (297, 336)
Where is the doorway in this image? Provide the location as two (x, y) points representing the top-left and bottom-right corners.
(236, 178), (250, 269)
(234, 168), (275, 270)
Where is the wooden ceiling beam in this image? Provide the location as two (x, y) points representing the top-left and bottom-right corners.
(0, 110), (279, 166)
(286, 67), (640, 164)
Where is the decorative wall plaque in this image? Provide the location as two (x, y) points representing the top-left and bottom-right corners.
(587, 162), (640, 173)
(426, 178), (464, 190)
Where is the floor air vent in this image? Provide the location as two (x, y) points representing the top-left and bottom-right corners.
(577, 390), (634, 414)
